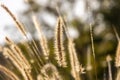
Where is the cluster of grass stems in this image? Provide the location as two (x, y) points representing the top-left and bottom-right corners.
(0, 3), (120, 80)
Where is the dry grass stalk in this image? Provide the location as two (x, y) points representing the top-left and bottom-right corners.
(32, 15), (49, 60)
(115, 41), (120, 67)
(28, 39), (45, 67)
(1, 4), (40, 58)
(54, 17), (67, 67)
(55, 7), (70, 38)
(21, 42), (42, 71)
(0, 3), (86, 80)
(11, 45), (31, 69)
(113, 26), (120, 77)
(1, 4), (26, 36)
(68, 38), (85, 80)
(1, 4), (41, 59)
(1, 4), (43, 68)
(11, 45), (33, 80)
(89, 23), (98, 80)
(113, 26), (120, 41)
(115, 41), (120, 80)
(4, 36), (33, 80)
(3, 47), (33, 80)
(86, 47), (92, 71)
(5, 36), (43, 74)
(5, 37), (31, 69)
(22, 69), (33, 80)
(5, 29), (42, 68)
(1, 4), (44, 67)
(112, 27), (120, 80)
(3, 48), (23, 71)
(106, 55), (112, 80)
(0, 4), (40, 62)
(0, 65), (19, 80)
(89, 24), (96, 60)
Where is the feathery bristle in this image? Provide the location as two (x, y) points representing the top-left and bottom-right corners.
(1, 4), (45, 68)
(89, 23), (97, 80)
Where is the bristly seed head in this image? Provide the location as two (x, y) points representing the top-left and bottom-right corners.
(54, 17), (67, 67)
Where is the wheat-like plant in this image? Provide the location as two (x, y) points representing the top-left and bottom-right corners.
(0, 3), (86, 80)
(68, 38), (85, 80)
(32, 15), (49, 60)
(54, 17), (67, 67)
(0, 65), (20, 80)
(1, 2), (119, 80)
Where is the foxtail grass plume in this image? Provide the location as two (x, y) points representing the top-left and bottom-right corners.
(32, 15), (49, 60)
(3, 36), (33, 80)
(0, 3), (88, 80)
(11, 45), (31, 70)
(68, 38), (85, 80)
(3, 47), (33, 80)
(4, 37), (31, 70)
(3, 48), (23, 71)
(54, 17), (67, 67)
(1, 4), (27, 36)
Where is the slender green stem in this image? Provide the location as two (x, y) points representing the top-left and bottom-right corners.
(90, 23), (97, 80)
